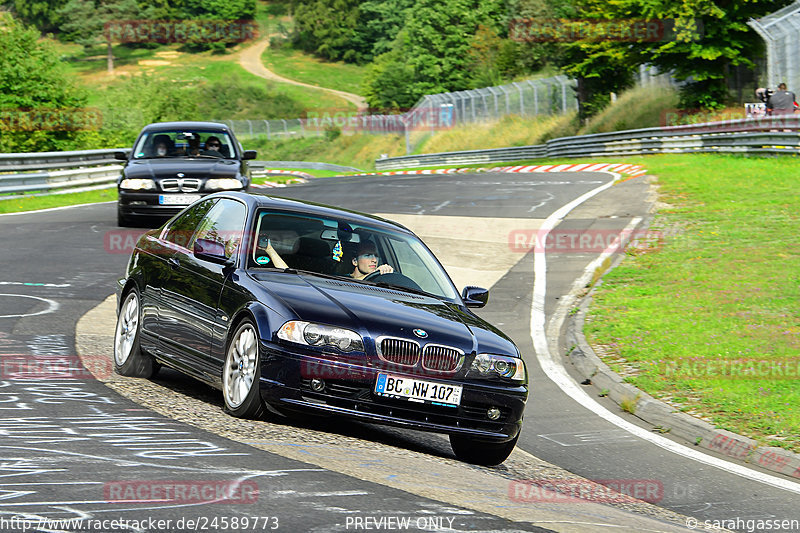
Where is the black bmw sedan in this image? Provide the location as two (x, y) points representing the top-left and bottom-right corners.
(115, 121), (256, 227)
(114, 192), (528, 465)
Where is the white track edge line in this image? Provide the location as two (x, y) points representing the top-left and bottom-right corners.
(528, 172), (800, 495)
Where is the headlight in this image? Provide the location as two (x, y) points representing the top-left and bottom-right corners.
(277, 321), (364, 352)
(120, 178), (156, 190)
(470, 354), (526, 381)
(205, 178), (244, 191)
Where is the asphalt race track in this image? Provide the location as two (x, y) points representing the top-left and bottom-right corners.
(1, 171), (798, 532)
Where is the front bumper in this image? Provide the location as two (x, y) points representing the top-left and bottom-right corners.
(259, 344), (528, 442)
(117, 190), (214, 219)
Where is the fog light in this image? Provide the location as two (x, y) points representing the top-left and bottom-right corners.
(487, 407), (502, 420)
(310, 378), (325, 392)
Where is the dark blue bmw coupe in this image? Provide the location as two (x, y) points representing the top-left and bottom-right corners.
(114, 191), (528, 465)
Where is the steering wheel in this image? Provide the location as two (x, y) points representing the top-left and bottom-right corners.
(363, 270), (385, 281)
(362, 271), (424, 292)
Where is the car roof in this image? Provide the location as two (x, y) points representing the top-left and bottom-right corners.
(141, 121), (230, 132)
(216, 191), (414, 234)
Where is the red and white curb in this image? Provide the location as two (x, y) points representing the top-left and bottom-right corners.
(250, 163), (647, 188)
(351, 163), (647, 178)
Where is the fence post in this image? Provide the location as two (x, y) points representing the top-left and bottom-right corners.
(282, 119), (288, 136)
(513, 82), (524, 115)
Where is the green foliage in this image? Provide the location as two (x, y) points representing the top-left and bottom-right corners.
(355, 0), (415, 60)
(10, 0), (67, 31)
(93, 72), (306, 146)
(555, 0), (795, 113)
(0, 15), (91, 152)
(58, 0), (140, 48)
(363, 0), (507, 108)
(291, 0), (363, 62)
(361, 41), (416, 109)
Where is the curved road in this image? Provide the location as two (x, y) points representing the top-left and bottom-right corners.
(1, 172), (798, 532)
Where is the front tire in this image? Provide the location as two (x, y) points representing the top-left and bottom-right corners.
(450, 434), (519, 466)
(222, 319), (265, 419)
(114, 289), (157, 378)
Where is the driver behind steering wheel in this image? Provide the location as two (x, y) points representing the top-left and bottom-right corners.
(350, 241), (393, 279)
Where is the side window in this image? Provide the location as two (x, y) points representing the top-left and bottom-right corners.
(164, 199), (217, 249)
(192, 199), (247, 258)
(388, 237), (440, 294)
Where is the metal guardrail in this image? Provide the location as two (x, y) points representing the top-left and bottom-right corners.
(0, 150), (361, 196)
(0, 166), (124, 195)
(0, 148), (131, 196)
(375, 116), (800, 170)
(5, 115), (800, 194)
(249, 161), (363, 172)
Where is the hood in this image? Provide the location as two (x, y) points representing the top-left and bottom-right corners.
(123, 158), (241, 181)
(250, 272), (517, 358)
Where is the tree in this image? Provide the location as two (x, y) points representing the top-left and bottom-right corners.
(553, 0), (795, 111)
(353, 0), (415, 61)
(0, 15), (89, 152)
(291, 0), (362, 62)
(363, 0), (506, 108)
(10, 0), (68, 32)
(58, 0), (141, 72)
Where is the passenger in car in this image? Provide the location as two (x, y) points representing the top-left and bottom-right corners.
(349, 241), (393, 279)
(152, 134), (173, 157)
(202, 136), (223, 157)
(255, 238), (290, 269)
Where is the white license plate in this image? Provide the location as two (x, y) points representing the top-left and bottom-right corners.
(374, 373), (462, 407)
(159, 194), (202, 206)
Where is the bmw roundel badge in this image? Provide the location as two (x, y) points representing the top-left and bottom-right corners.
(412, 328), (428, 338)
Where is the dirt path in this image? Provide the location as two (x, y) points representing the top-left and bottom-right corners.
(238, 38), (367, 110)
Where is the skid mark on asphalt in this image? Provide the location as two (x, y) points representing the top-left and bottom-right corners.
(538, 430), (640, 447)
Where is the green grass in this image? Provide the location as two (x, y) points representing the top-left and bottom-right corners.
(261, 44), (366, 97)
(578, 85), (679, 135)
(0, 188), (117, 214)
(583, 154), (800, 452)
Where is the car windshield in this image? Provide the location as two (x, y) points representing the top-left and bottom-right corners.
(132, 130), (236, 159)
(249, 210), (459, 300)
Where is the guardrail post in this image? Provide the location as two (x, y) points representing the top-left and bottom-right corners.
(282, 119), (288, 136)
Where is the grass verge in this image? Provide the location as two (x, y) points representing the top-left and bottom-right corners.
(582, 154), (800, 452)
(262, 43), (366, 97)
(0, 188), (117, 214)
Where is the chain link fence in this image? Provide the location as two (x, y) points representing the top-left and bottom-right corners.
(216, 75), (578, 149)
(749, 1), (800, 92)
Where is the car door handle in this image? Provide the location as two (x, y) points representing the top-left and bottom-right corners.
(168, 257), (180, 269)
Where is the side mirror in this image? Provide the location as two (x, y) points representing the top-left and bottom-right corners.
(114, 151), (128, 161)
(194, 238), (230, 265)
(242, 150), (257, 160)
(462, 286), (489, 308)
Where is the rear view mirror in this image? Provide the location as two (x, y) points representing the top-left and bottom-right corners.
(462, 286), (489, 308)
(242, 150), (257, 160)
(194, 238), (229, 265)
(114, 151), (128, 161)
